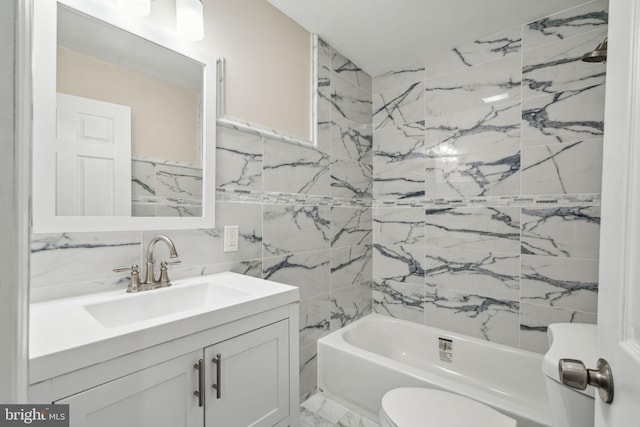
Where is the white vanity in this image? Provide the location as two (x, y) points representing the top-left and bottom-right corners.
(28, 272), (300, 427)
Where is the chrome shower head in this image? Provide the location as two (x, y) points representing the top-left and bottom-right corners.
(582, 38), (607, 63)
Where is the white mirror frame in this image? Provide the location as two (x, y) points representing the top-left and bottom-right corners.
(32, 0), (217, 232)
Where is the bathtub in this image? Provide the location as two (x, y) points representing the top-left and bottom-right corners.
(317, 314), (552, 427)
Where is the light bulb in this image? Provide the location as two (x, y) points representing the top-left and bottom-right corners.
(176, 0), (204, 41)
(116, 0), (151, 17)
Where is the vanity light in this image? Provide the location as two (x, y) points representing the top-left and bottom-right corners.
(116, 0), (151, 17)
(176, 0), (204, 41)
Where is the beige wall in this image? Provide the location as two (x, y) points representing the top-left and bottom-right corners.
(57, 46), (199, 164)
(204, 0), (312, 140)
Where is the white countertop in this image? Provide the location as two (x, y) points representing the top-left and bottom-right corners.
(29, 272), (299, 384)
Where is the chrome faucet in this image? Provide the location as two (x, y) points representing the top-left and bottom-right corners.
(143, 235), (181, 287)
(114, 235), (181, 293)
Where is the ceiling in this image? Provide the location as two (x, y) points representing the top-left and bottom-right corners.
(266, 0), (590, 76)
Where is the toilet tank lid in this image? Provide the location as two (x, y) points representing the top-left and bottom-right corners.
(543, 323), (598, 397)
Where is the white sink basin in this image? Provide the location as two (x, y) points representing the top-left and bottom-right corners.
(83, 281), (250, 328)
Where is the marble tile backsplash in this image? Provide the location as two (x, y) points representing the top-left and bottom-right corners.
(30, 39), (373, 405)
(131, 158), (203, 217)
(371, 0), (607, 354)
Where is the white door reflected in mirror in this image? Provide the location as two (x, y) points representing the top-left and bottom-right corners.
(56, 93), (132, 216)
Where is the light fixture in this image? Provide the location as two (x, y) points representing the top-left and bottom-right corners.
(116, 0), (151, 17)
(176, 0), (204, 41)
(582, 38), (607, 63)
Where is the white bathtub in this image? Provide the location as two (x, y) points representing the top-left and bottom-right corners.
(318, 314), (552, 427)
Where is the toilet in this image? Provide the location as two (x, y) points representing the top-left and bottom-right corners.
(378, 387), (516, 427)
(542, 323), (597, 427)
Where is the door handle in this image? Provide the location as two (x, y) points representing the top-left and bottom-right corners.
(559, 358), (614, 403)
(212, 353), (222, 399)
(194, 359), (204, 407)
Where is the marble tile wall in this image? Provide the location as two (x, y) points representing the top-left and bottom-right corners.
(29, 39), (373, 404)
(371, 0), (607, 354)
(131, 157), (203, 217)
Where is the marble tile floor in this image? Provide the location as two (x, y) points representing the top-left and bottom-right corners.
(300, 393), (381, 427)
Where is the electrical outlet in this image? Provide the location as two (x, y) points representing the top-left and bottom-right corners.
(224, 225), (239, 252)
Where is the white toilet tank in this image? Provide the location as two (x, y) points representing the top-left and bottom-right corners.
(543, 323), (597, 427)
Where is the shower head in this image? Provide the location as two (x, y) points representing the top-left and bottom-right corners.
(582, 38), (607, 63)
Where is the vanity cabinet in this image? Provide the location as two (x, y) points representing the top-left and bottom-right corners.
(204, 320), (289, 427)
(30, 304), (299, 427)
(55, 350), (204, 427)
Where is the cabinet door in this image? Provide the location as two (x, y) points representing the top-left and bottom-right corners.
(55, 350), (204, 427)
(204, 320), (289, 427)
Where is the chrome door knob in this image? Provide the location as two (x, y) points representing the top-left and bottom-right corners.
(559, 358), (614, 404)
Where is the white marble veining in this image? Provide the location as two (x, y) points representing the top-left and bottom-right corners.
(427, 26), (522, 79)
(426, 147), (521, 197)
(372, 59), (425, 94)
(300, 293), (331, 348)
(373, 207), (425, 245)
(424, 287), (520, 346)
(331, 158), (373, 199)
(263, 204), (331, 256)
(331, 114), (373, 164)
(131, 160), (156, 196)
(425, 206), (521, 253)
(522, 28), (607, 98)
(263, 250), (331, 300)
(520, 205), (600, 258)
(425, 247), (520, 301)
(373, 243), (425, 284)
(317, 107), (332, 154)
(317, 39), (333, 114)
(330, 281), (372, 332)
(30, 232), (140, 293)
(263, 138), (331, 196)
(332, 49), (372, 94)
(522, 84), (605, 146)
(216, 126), (262, 190)
(373, 121), (425, 200)
(521, 254), (598, 313)
(300, 343), (319, 403)
(523, 0), (609, 50)
(373, 279), (424, 324)
(424, 55), (521, 118)
(425, 101), (521, 157)
(331, 71), (373, 127)
(373, 81), (425, 130)
(155, 163), (202, 199)
(331, 245), (372, 289)
(331, 207), (372, 248)
(130, 158), (203, 217)
(521, 138), (603, 194)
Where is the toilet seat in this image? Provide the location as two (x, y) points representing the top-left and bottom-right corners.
(379, 388), (517, 427)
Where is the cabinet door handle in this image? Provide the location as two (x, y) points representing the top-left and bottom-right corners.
(212, 353), (222, 399)
(194, 359), (204, 407)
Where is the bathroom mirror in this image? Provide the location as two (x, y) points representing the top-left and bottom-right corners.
(32, 0), (217, 232)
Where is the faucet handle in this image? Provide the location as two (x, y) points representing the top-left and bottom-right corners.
(158, 259), (181, 286)
(112, 264), (141, 293)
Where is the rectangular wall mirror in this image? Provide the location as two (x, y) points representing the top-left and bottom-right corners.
(32, 0), (217, 232)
